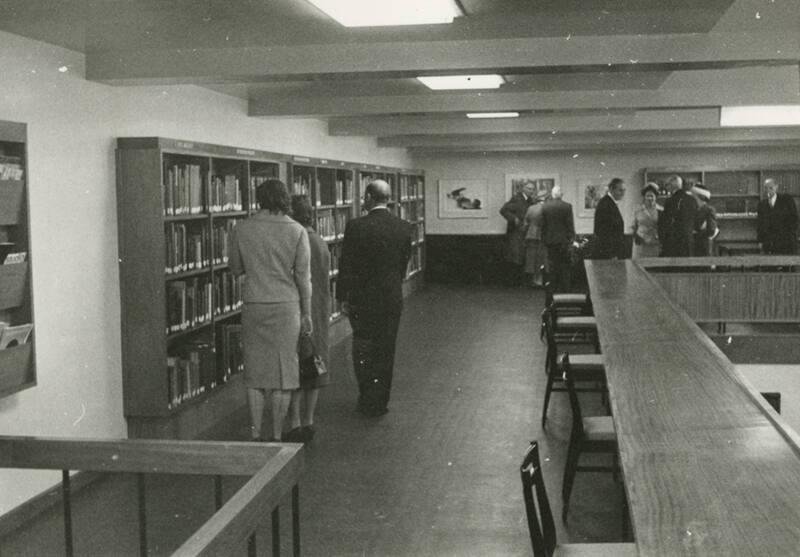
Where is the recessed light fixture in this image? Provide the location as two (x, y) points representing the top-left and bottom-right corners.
(720, 105), (800, 127)
(417, 75), (505, 90)
(466, 112), (519, 119)
(307, 0), (462, 27)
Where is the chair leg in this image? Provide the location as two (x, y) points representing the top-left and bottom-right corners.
(561, 436), (580, 522)
(541, 371), (557, 428)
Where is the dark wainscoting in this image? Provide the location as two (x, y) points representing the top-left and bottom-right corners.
(424, 234), (633, 286)
(424, 235), (509, 285)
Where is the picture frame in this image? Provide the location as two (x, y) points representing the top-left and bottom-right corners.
(578, 179), (607, 218)
(504, 174), (558, 203)
(438, 179), (489, 218)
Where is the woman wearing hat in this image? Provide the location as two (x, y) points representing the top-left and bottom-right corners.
(631, 182), (662, 258)
(692, 183), (718, 256)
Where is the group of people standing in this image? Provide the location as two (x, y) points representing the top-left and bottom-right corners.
(501, 174), (799, 292)
(229, 178), (412, 443)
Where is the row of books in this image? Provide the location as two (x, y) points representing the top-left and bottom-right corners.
(316, 210), (350, 241)
(167, 277), (213, 333)
(165, 324), (243, 408)
(0, 156), (23, 180)
(212, 220), (238, 265)
(0, 322), (33, 350)
(413, 222), (425, 242)
(317, 179), (355, 206)
(165, 223), (209, 274)
(291, 175), (313, 197)
(164, 163), (204, 216)
(209, 174), (243, 212)
(397, 176), (424, 200)
(329, 279), (343, 318)
(166, 273), (243, 333)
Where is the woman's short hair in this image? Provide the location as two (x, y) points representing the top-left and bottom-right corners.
(290, 194), (314, 227)
(256, 179), (290, 213)
(641, 183), (660, 197)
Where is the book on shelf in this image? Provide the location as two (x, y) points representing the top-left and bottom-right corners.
(212, 219), (238, 265)
(0, 156), (24, 180)
(210, 174), (242, 212)
(0, 323), (33, 349)
(163, 162), (203, 216)
(3, 251), (27, 265)
(166, 278), (213, 333)
(166, 338), (217, 408)
(165, 223), (210, 273)
(216, 323), (244, 383)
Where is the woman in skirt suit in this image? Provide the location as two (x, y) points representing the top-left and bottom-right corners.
(229, 179), (312, 442)
(285, 195), (331, 442)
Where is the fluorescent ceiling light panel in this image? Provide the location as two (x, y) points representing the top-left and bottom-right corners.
(417, 75), (505, 90)
(720, 105), (800, 127)
(308, 0), (461, 27)
(466, 112), (519, 119)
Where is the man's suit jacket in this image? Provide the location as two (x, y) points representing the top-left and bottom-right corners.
(757, 193), (798, 254)
(659, 189), (697, 257)
(540, 199), (575, 246)
(337, 208), (413, 310)
(499, 192), (531, 234)
(592, 194), (625, 259)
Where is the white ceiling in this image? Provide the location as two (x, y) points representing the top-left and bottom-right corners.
(1, 0), (798, 153)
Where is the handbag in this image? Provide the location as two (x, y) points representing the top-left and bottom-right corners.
(298, 333), (327, 382)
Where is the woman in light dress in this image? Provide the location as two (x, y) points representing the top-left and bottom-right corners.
(631, 183), (662, 259)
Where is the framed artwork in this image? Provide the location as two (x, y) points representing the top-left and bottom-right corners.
(579, 179), (606, 217)
(438, 179), (489, 218)
(504, 174), (558, 202)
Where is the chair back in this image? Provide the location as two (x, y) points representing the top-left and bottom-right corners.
(520, 441), (557, 557)
(540, 307), (558, 372)
(540, 264), (555, 308)
(562, 354), (585, 439)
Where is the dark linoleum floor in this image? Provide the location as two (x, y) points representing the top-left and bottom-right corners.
(1, 285), (627, 556)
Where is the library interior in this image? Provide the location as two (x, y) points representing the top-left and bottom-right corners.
(1, 1), (800, 555)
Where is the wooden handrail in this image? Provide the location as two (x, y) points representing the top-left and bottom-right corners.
(0, 436), (304, 556)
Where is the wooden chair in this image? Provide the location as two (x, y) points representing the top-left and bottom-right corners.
(520, 440), (636, 557)
(561, 354), (620, 523)
(540, 308), (606, 428)
(541, 265), (592, 316)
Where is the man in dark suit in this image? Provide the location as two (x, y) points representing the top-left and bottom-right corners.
(592, 177), (626, 259)
(540, 186), (575, 291)
(757, 178), (798, 254)
(659, 175), (697, 257)
(500, 181), (536, 286)
(337, 180), (413, 417)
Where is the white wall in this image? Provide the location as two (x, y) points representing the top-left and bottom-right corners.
(0, 30), (411, 515)
(416, 147), (800, 235)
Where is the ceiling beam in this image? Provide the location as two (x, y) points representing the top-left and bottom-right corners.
(329, 109), (723, 136)
(379, 127), (800, 149)
(86, 31), (799, 84)
(250, 70), (799, 117)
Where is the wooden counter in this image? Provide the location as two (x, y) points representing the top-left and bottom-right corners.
(585, 259), (800, 556)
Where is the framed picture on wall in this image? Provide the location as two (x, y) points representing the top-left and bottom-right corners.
(504, 174), (558, 203)
(578, 179), (607, 218)
(438, 179), (489, 218)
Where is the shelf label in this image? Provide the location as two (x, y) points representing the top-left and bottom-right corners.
(293, 156), (311, 163)
(176, 142), (195, 149)
(236, 149), (255, 156)
(320, 159), (328, 164)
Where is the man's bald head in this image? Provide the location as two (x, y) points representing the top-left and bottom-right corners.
(365, 180), (392, 205)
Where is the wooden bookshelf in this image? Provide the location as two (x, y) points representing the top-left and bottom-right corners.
(288, 156), (357, 323)
(644, 166), (800, 254)
(398, 170), (426, 284)
(0, 120), (35, 399)
(116, 137), (285, 439)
